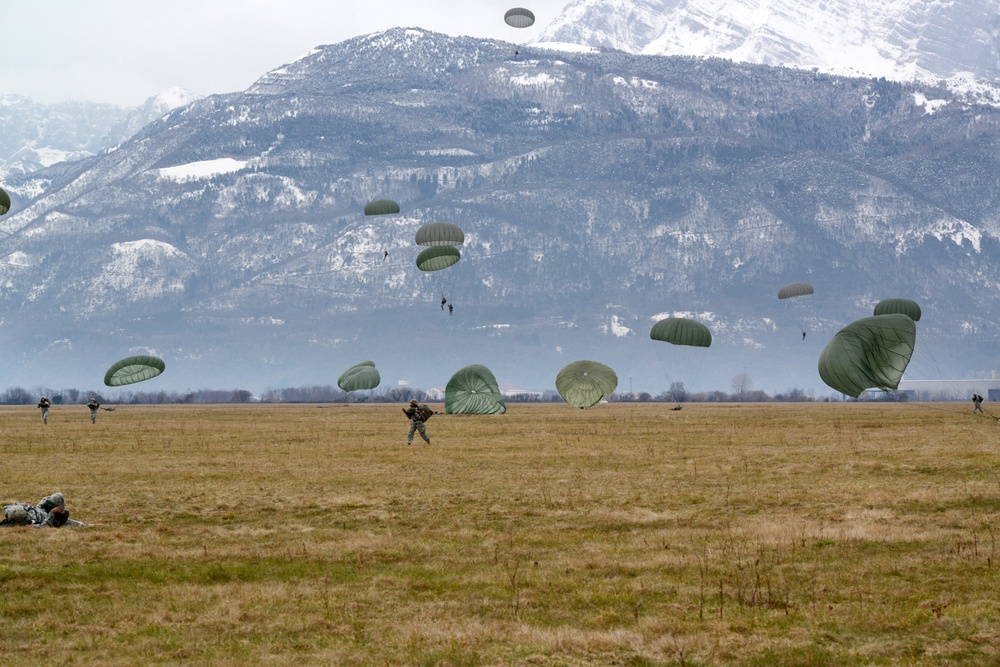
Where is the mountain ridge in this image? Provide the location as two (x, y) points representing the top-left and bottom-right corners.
(0, 88), (202, 183)
(1, 28), (997, 394)
(540, 0), (1000, 84)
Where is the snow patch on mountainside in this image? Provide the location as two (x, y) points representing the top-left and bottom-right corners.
(913, 92), (949, 115)
(417, 148), (476, 156)
(530, 41), (601, 54)
(1, 251), (32, 268)
(929, 218), (982, 253)
(156, 158), (249, 182)
(609, 315), (633, 337)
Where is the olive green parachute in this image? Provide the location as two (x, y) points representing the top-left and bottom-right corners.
(649, 317), (712, 347)
(445, 364), (506, 415)
(337, 360), (380, 392)
(415, 222), (465, 247)
(873, 298), (921, 322)
(103, 355), (166, 387)
(818, 314), (916, 397)
(555, 360), (618, 409)
(777, 282), (814, 300)
(416, 245), (460, 272)
(0, 186), (10, 216)
(364, 199), (400, 216)
(504, 7), (535, 28)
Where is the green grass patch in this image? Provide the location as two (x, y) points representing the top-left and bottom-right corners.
(1, 402), (998, 665)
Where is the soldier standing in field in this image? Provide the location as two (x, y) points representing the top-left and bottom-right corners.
(403, 399), (432, 445)
(87, 398), (100, 423)
(37, 396), (51, 424)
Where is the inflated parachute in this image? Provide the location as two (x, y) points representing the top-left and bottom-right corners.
(337, 360), (381, 392)
(416, 245), (460, 272)
(649, 317), (712, 347)
(778, 282), (814, 300)
(818, 314), (916, 397)
(415, 222), (464, 247)
(504, 7), (535, 28)
(0, 186), (9, 216)
(104, 355), (166, 387)
(445, 364), (506, 414)
(556, 360), (618, 409)
(873, 298), (921, 322)
(364, 199), (400, 216)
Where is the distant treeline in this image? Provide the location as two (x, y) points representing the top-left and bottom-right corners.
(0, 384), (883, 405)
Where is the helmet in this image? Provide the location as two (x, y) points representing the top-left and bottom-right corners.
(410, 399), (419, 406)
(38, 493), (64, 512)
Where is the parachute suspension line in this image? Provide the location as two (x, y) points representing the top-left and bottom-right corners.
(652, 344), (676, 400)
(651, 342), (707, 401)
(904, 338), (949, 382)
(649, 317), (712, 400)
(504, 7), (535, 59)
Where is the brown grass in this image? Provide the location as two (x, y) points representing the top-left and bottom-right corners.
(1, 402), (999, 665)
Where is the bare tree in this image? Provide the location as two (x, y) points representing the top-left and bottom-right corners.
(666, 381), (687, 404)
(731, 373), (753, 399)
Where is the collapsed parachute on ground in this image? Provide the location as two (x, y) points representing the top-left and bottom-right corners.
(818, 314), (916, 397)
(0, 186), (9, 216)
(364, 199), (400, 216)
(337, 360), (381, 392)
(416, 245), (460, 272)
(445, 364), (506, 414)
(873, 298), (921, 322)
(104, 355), (166, 387)
(504, 7), (535, 28)
(415, 222), (464, 247)
(556, 360), (618, 409)
(777, 282), (814, 300)
(649, 317), (712, 347)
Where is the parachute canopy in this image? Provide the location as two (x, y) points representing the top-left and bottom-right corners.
(649, 317), (712, 347)
(445, 364), (506, 415)
(778, 282), (814, 300)
(0, 186), (9, 216)
(415, 222), (465, 247)
(873, 298), (921, 322)
(504, 7), (535, 28)
(364, 199), (400, 216)
(818, 314), (916, 397)
(337, 360), (381, 392)
(104, 355), (166, 387)
(555, 360), (618, 409)
(416, 245), (460, 272)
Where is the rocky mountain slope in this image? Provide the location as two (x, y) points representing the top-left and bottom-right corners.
(0, 88), (202, 181)
(1, 29), (997, 394)
(541, 0), (1000, 83)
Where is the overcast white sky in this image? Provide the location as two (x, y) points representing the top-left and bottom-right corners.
(3, 0), (571, 107)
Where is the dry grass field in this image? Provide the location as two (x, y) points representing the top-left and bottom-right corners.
(2, 401), (1000, 665)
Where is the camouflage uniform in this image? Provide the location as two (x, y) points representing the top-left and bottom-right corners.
(404, 401), (431, 445)
(1, 492), (78, 527)
(88, 399), (100, 423)
(38, 397), (51, 424)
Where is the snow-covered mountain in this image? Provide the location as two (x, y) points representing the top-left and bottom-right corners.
(541, 0), (1000, 83)
(0, 88), (202, 180)
(103, 87), (204, 149)
(1, 29), (998, 395)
